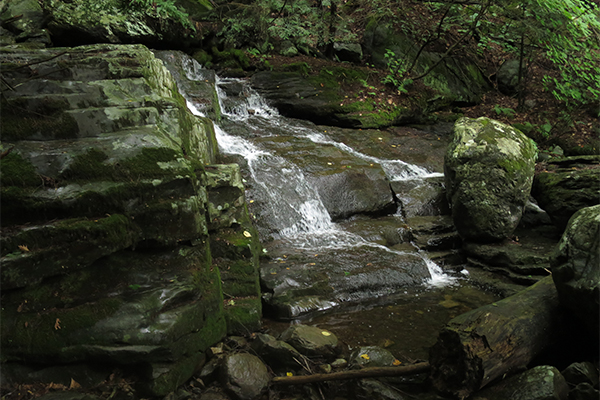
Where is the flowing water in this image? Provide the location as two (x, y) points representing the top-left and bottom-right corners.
(160, 52), (503, 359)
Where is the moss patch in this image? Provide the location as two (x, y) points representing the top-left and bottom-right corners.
(0, 151), (40, 187)
(59, 147), (191, 182)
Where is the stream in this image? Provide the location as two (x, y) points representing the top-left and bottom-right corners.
(160, 52), (506, 361)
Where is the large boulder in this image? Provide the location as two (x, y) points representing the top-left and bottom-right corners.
(0, 44), (260, 396)
(444, 117), (537, 242)
(533, 156), (600, 231)
(550, 205), (600, 338)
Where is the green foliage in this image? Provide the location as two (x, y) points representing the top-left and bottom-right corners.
(125, 0), (195, 31)
(493, 105), (516, 119)
(382, 49), (412, 94)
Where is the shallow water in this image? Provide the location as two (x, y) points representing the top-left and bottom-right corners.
(263, 273), (501, 361)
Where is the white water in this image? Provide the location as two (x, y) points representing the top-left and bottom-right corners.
(178, 58), (452, 286)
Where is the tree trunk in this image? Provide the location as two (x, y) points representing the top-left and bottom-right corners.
(429, 276), (566, 399)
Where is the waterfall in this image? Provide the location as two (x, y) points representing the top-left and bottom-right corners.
(172, 54), (453, 286)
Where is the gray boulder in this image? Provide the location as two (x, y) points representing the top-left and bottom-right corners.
(444, 117), (537, 242)
(532, 156), (600, 231)
(550, 205), (600, 337)
(220, 353), (270, 400)
(496, 59), (521, 96)
(279, 325), (341, 361)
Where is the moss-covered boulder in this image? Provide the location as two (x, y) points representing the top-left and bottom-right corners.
(550, 205), (600, 338)
(0, 0), (51, 45)
(0, 44), (260, 396)
(444, 117), (537, 242)
(250, 69), (416, 129)
(532, 156), (600, 231)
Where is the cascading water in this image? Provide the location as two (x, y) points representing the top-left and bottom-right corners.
(167, 53), (454, 298)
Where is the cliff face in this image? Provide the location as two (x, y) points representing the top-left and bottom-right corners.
(0, 43), (261, 396)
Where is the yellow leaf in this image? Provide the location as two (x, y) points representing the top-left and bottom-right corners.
(69, 379), (81, 389)
(393, 359), (402, 366)
(243, 231), (252, 237)
(18, 245), (30, 252)
(54, 318), (61, 330)
(321, 331), (331, 336)
(286, 372), (293, 377)
(360, 354), (370, 360)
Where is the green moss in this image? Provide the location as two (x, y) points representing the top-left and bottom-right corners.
(223, 297), (262, 335)
(281, 62), (311, 76)
(1, 298), (123, 358)
(59, 147), (191, 182)
(0, 152), (40, 187)
(1, 97), (79, 141)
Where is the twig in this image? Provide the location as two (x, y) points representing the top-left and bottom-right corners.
(271, 362), (430, 385)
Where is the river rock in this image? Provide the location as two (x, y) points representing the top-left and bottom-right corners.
(550, 205), (600, 337)
(250, 333), (304, 370)
(568, 383), (600, 400)
(444, 117), (537, 242)
(355, 379), (406, 400)
(279, 325), (341, 360)
(471, 365), (569, 400)
(561, 362), (599, 387)
(349, 346), (398, 368)
(532, 156), (600, 231)
(220, 353), (270, 400)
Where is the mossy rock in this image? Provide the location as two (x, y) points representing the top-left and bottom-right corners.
(444, 117), (537, 242)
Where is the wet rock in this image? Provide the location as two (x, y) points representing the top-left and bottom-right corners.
(568, 383), (600, 400)
(471, 365), (569, 400)
(519, 197), (553, 228)
(551, 205), (600, 337)
(261, 246), (431, 319)
(444, 117), (537, 242)
(355, 378), (406, 400)
(532, 156), (600, 231)
(462, 226), (557, 283)
(349, 346), (397, 368)
(220, 353), (270, 400)
(0, 45), (260, 397)
(561, 362), (599, 387)
(250, 333), (304, 370)
(279, 325), (341, 360)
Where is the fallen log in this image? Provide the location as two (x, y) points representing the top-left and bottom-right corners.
(429, 276), (566, 399)
(271, 362), (430, 385)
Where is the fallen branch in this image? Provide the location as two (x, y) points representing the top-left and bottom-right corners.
(271, 362), (430, 385)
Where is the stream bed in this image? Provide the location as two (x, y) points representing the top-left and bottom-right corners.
(160, 51), (524, 363)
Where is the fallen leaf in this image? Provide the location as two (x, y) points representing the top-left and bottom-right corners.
(360, 354), (370, 360)
(393, 359), (402, 366)
(69, 379), (81, 389)
(321, 331), (331, 336)
(286, 372), (293, 376)
(243, 231), (252, 237)
(54, 318), (61, 330)
(18, 245), (30, 252)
